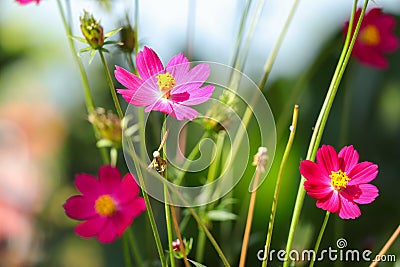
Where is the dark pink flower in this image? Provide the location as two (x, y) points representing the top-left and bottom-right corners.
(16, 0), (40, 5)
(63, 165), (146, 243)
(115, 46), (214, 121)
(300, 145), (379, 219)
(344, 8), (398, 69)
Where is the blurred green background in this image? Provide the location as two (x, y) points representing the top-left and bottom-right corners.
(0, 0), (399, 266)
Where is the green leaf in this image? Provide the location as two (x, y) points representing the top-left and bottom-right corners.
(70, 35), (88, 44)
(188, 259), (207, 267)
(205, 210), (237, 221)
(104, 27), (123, 38)
(88, 49), (97, 64)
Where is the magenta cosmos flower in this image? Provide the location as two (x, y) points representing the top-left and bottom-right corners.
(63, 165), (146, 243)
(300, 145), (379, 219)
(344, 8), (398, 69)
(16, 0), (40, 4)
(115, 46), (214, 120)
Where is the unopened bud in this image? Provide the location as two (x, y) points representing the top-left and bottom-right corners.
(89, 108), (122, 148)
(120, 23), (136, 52)
(80, 10), (104, 49)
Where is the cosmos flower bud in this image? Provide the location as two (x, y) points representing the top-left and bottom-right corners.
(172, 238), (193, 259)
(80, 10), (104, 50)
(119, 23), (137, 53)
(88, 108), (122, 148)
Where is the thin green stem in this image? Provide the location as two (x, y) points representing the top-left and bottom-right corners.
(174, 131), (210, 185)
(309, 212), (330, 267)
(261, 105), (299, 267)
(56, 0), (95, 112)
(122, 234), (133, 267)
(56, 0), (109, 164)
(259, 0), (301, 90)
(283, 1), (369, 265)
(127, 227), (143, 267)
(233, 0), (265, 72)
(98, 50), (124, 119)
(161, 117), (175, 267)
(195, 131), (226, 262)
(126, 139), (166, 266)
(229, 0), (252, 67)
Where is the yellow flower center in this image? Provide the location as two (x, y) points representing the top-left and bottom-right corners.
(359, 25), (380, 46)
(95, 195), (117, 216)
(330, 170), (350, 191)
(156, 72), (176, 91)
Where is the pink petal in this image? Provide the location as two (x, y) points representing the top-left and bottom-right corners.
(179, 85), (215, 106)
(136, 46), (164, 80)
(129, 80), (162, 107)
(338, 194), (361, 219)
(114, 66), (143, 93)
(316, 191), (340, 213)
(170, 104), (198, 121)
(347, 162), (378, 186)
(97, 219), (118, 243)
(114, 174), (141, 204)
(173, 63), (210, 94)
(75, 216), (107, 238)
(300, 160), (330, 184)
(113, 199), (146, 236)
(166, 53), (190, 83)
(304, 181), (333, 199)
(74, 173), (103, 197)
(117, 88), (135, 103)
(145, 99), (173, 114)
(98, 165), (122, 193)
(353, 184), (379, 204)
(316, 145), (340, 175)
(64, 196), (96, 220)
(338, 145), (359, 173)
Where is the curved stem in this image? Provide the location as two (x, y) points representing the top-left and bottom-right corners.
(98, 50), (124, 119)
(261, 105), (299, 267)
(259, 0), (301, 90)
(283, 1), (369, 265)
(309, 211), (330, 267)
(56, 0), (109, 164)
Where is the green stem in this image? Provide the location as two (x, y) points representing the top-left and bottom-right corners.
(127, 227), (143, 267)
(122, 234), (133, 267)
(126, 139), (166, 266)
(233, 0), (265, 72)
(162, 117), (175, 267)
(283, 1), (369, 265)
(259, 0), (301, 90)
(134, 0), (139, 57)
(309, 212), (330, 267)
(229, 0), (252, 67)
(56, 0), (95, 112)
(98, 50), (124, 119)
(174, 131), (210, 185)
(195, 131), (226, 262)
(56, 0), (109, 164)
(261, 105), (299, 267)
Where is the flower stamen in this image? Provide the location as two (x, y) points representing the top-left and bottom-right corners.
(330, 170), (350, 191)
(95, 195), (117, 216)
(360, 25), (380, 46)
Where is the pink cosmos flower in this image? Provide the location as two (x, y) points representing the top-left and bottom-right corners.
(344, 8), (398, 69)
(63, 165), (146, 243)
(115, 46), (214, 120)
(300, 145), (379, 219)
(16, 0), (40, 5)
